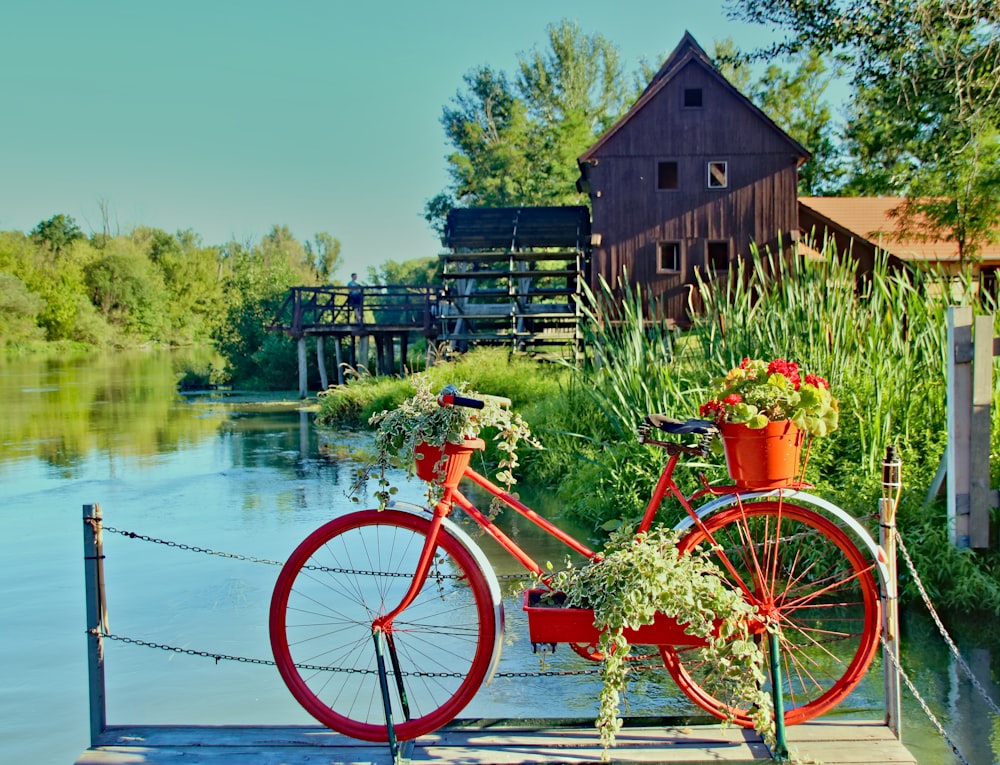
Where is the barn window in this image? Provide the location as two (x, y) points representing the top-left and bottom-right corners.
(683, 88), (703, 107)
(708, 241), (730, 272)
(658, 241), (682, 273)
(657, 161), (678, 190)
(707, 161), (728, 188)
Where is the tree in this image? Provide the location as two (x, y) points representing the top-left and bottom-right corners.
(516, 20), (631, 201)
(426, 20), (632, 232)
(84, 250), (169, 338)
(430, 65), (537, 222)
(305, 232), (343, 282)
(366, 257), (440, 287)
(751, 47), (842, 195)
(31, 214), (83, 258)
(729, 0), (1000, 258)
(0, 273), (45, 345)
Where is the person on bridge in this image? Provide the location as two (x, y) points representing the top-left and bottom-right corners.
(347, 273), (363, 323)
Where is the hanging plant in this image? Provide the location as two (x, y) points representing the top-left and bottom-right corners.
(546, 525), (774, 754)
(360, 374), (540, 507)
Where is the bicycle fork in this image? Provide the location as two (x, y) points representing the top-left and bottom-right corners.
(369, 508), (449, 753)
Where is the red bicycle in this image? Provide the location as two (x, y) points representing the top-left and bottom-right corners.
(269, 389), (887, 743)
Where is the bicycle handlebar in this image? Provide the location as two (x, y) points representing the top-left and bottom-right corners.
(437, 384), (486, 410)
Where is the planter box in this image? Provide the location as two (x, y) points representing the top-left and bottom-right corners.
(522, 589), (710, 647)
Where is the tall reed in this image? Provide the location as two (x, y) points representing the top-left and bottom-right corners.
(692, 238), (956, 480)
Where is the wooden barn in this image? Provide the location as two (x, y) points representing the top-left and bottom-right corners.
(577, 32), (810, 325)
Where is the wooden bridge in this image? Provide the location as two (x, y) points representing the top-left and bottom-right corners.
(268, 285), (440, 394)
(268, 207), (593, 395)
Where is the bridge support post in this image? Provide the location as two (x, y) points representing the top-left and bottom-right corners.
(297, 337), (308, 398)
(335, 337), (344, 385)
(316, 336), (328, 390)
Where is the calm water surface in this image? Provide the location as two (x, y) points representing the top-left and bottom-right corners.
(0, 351), (996, 764)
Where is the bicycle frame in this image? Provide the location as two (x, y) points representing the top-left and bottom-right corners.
(382, 444), (737, 615)
(381, 436), (889, 632)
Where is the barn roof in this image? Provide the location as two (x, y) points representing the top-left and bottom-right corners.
(579, 32), (810, 165)
(443, 205), (591, 251)
(799, 196), (1000, 263)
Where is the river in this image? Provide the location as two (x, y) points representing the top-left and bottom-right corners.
(0, 350), (995, 764)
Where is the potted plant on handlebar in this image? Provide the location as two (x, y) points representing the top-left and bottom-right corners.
(699, 357), (839, 488)
(361, 374), (540, 507)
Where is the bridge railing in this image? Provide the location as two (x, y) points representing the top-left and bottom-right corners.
(268, 285), (442, 336)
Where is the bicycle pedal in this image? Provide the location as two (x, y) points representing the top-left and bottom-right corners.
(531, 642), (557, 654)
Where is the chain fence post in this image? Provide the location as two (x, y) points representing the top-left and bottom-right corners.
(83, 503), (108, 745)
(880, 447), (902, 739)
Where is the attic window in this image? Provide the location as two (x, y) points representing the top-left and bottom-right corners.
(707, 161), (728, 189)
(657, 161), (678, 190)
(683, 88), (703, 107)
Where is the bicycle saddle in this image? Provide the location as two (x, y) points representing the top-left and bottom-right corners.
(644, 415), (718, 435)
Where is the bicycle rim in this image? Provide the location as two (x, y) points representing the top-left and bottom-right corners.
(269, 509), (496, 741)
(663, 500), (881, 726)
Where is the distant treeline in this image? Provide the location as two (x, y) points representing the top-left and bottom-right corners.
(0, 215), (347, 387)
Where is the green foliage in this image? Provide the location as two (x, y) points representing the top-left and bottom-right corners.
(549, 525), (772, 751)
(316, 348), (565, 428)
(363, 374), (540, 506)
(31, 213), (83, 257)
(84, 249), (169, 339)
(732, 0), (1000, 258)
(702, 358), (839, 437)
(316, 348), (567, 482)
(0, 273), (45, 347)
(426, 20), (630, 228)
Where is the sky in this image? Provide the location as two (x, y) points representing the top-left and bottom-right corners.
(1, 0), (778, 277)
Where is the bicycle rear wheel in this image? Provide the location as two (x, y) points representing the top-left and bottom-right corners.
(663, 500), (880, 726)
(269, 509), (497, 741)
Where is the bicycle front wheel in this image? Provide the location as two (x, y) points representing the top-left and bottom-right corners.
(269, 509), (497, 741)
(664, 500), (881, 726)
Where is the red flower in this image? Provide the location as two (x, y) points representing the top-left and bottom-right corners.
(805, 373), (829, 389)
(723, 393), (742, 406)
(767, 358), (801, 389)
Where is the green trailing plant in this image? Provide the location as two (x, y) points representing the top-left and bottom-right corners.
(546, 525), (773, 753)
(361, 373), (540, 507)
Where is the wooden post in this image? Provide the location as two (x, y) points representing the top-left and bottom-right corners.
(83, 503), (108, 745)
(334, 337), (344, 385)
(316, 335), (328, 391)
(947, 307), (996, 549)
(970, 314), (994, 548)
(399, 333), (409, 376)
(946, 306), (973, 547)
(297, 337), (308, 399)
(359, 334), (370, 374)
(880, 448), (902, 739)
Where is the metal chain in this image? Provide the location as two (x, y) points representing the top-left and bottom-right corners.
(102, 525), (286, 566)
(895, 529), (1000, 717)
(94, 630), (601, 677)
(103, 524), (536, 582)
(880, 633), (971, 765)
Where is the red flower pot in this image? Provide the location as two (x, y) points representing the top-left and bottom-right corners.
(720, 421), (804, 489)
(413, 438), (485, 488)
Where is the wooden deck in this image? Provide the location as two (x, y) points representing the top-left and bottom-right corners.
(75, 720), (917, 764)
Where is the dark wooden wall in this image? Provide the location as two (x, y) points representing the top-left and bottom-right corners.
(585, 60), (803, 324)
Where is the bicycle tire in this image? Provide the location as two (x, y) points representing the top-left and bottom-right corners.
(269, 509), (497, 741)
(663, 500), (881, 726)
